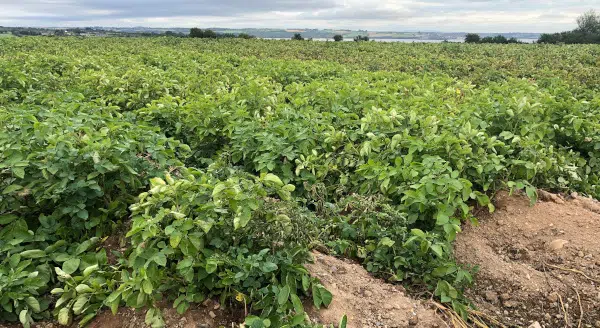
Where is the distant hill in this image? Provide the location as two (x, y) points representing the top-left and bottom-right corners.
(0, 25), (541, 41)
(103, 27), (540, 40)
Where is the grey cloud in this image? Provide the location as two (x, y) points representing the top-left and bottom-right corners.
(1, 0), (337, 20)
(79, 0), (338, 17)
(303, 8), (416, 21)
(0, 0), (596, 32)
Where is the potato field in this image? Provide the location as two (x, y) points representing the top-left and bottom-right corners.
(1, 37), (599, 327)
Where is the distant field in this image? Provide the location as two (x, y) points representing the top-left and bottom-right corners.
(1, 37), (599, 328)
(0, 33), (15, 38)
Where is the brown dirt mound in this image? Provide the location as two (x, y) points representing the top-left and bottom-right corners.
(306, 252), (446, 328)
(455, 191), (600, 328)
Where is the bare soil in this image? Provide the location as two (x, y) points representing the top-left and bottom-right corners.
(306, 251), (447, 328)
(85, 300), (241, 328)
(454, 191), (600, 328)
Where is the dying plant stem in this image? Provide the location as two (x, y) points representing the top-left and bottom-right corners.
(574, 288), (583, 328)
(430, 301), (509, 328)
(544, 262), (600, 284)
(558, 294), (569, 327)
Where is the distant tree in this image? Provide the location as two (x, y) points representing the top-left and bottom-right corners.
(190, 28), (217, 39)
(479, 35), (510, 44)
(538, 33), (559, 44)
(333, 34), (343, 42)
(464, 33), (480, 43)
(538, 10), (600, 44)
(492, 35), (508, 44)
(203, 29), (217, 38)
(291, 33), (304, 40)
(353, 35), (369, 42)
(190, 28), (203, 38)
(238, 33), (255, 39)
(576, 9), (600, 34)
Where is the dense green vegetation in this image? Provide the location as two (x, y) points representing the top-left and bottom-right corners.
(189, 28), (255, 39)
(538, 10), (600, 44)
(1, 37), (599, 327)
(464, 34), (523, 44)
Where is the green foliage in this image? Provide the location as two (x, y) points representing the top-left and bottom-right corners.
(238, 33), (256, 39)
(0, 95), (188, 238)
(477, 35), (522, 44)
(0, 37), (599, 327)
(113, 168), (323, 326)
(576, 9), (600, 34)
(464, 33), (480, 43)
(0, 217), (115, 327)
(333, 35), (343, 42)
(353, 35), (369, 42)
(189, 28), (217, 39)
(538, 10), (600, 44)
(52, 257), (117, 327)
(538, 30), (600, 44)
(291, 33), (304, 41)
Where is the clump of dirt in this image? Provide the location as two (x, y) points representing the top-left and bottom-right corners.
(306, 251), (447, 328)
(100, 234), (126, 265)
(455, 191), (600, 328)
(86, 299), (240, 328)
(0, 300), (240, 328)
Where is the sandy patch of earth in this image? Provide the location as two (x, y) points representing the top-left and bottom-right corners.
(455, 191), (600, 328)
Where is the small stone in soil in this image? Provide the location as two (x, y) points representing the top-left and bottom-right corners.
(408, 315), (419, 326)
(484, 291), (499, 303)
(547, 292), (559, 303)
(208, 311), (216, 319)
(549, 239), (569, 251)
(528, 322), (542, 328)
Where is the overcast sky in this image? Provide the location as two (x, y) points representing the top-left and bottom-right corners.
(0, 0), (596, 33)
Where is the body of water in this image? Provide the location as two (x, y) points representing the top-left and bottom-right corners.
(265, 38), (539, 43)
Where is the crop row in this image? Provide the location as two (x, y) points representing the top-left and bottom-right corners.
(0, 37), (599, 327)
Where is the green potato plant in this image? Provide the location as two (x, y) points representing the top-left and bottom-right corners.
(0, 37), (599, 327)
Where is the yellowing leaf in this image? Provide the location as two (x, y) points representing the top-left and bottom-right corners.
(263, 173), (284, 187)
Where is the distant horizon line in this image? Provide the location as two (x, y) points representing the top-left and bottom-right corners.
(1, 25), (544, 35)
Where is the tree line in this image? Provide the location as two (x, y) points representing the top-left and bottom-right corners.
(537, 10), (600, 44)
(291, 33), (369, 42)
(464, 10), (600, 45)
(464, 34), (523, 44)
(189, 28), (255, 39)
